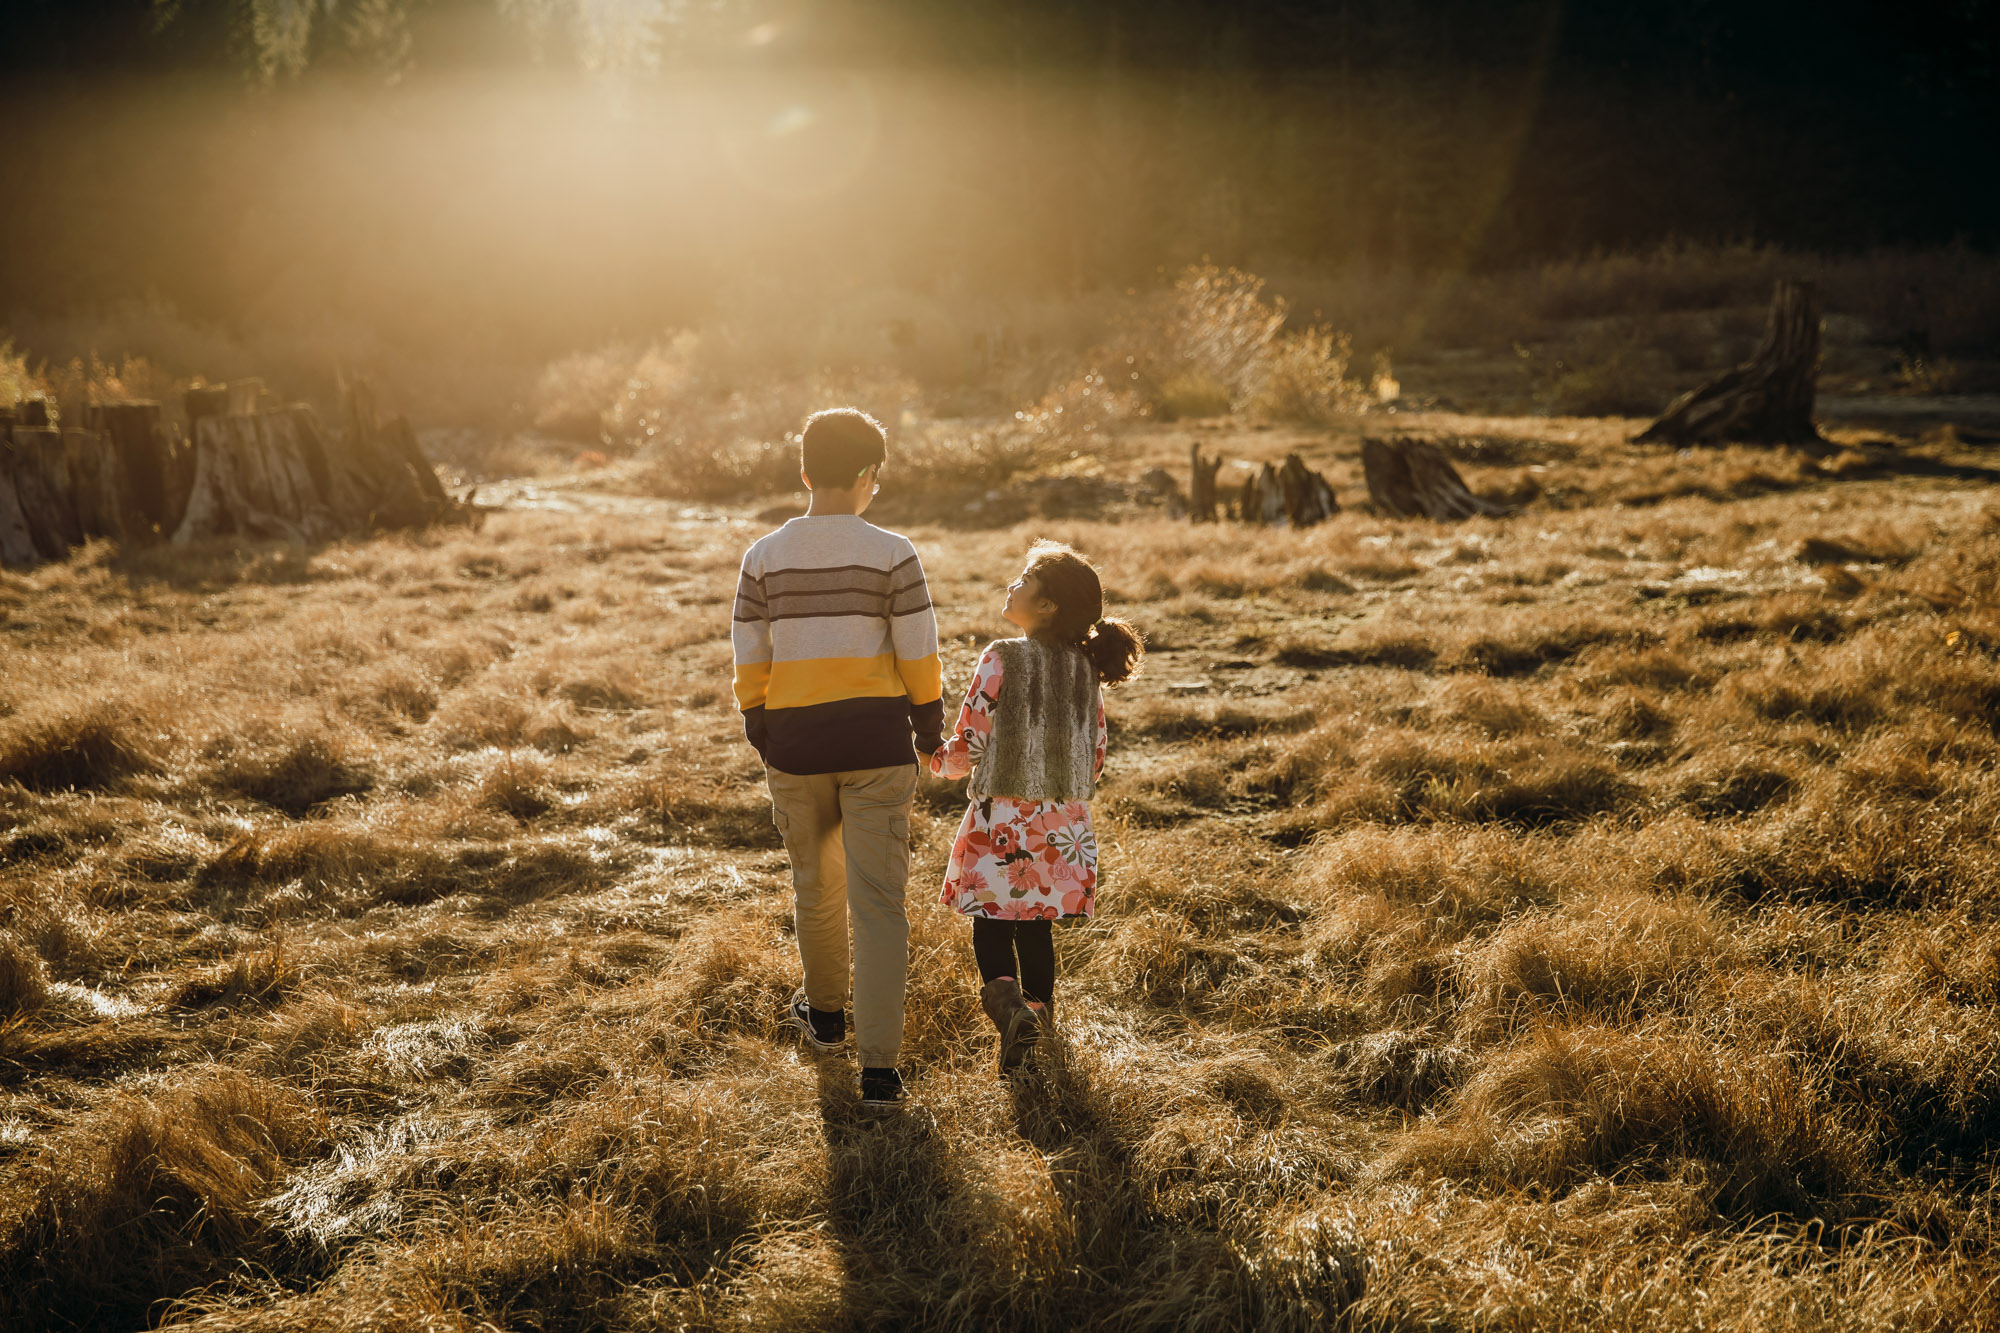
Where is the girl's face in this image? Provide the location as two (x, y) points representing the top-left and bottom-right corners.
(1002, 569), (1057, 633)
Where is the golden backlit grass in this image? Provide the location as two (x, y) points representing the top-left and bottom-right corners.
(1, 420), (1999, 1330)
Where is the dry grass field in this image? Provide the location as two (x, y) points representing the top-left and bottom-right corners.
(3, 412), (2000, 1330)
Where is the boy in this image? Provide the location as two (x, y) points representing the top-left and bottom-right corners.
(731, 408), (943, 1109)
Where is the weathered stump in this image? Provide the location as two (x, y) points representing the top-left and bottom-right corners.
(0, 451), (38, 567)
(184, 386), (231, 437)
(1233, 453), (1338, 527)
(380, 415), (449, 507)
(227, 379), (266, 415)
(172, 418), (256, 543)
(293, 405), (373, 526)
(17, 399), (51, 428)
(1237, 462), (1285, 525)
(1277, 453), (1338, 526)
(62, 427), (132, 543)
(1637, 279), (1824, 446)
(174, 410), (350, 545)
(97, 401), (177, 535)
(1362, 438), (1508, 520)
(339, 383), (455, 529)
(1141, 467), (1188, 518)
(1190, 443), (1224, 523)
(7, 427), (84, 557)
(0, 378), (463, 568)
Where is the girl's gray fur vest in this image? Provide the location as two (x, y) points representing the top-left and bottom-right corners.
(968, 637), (1100, 803)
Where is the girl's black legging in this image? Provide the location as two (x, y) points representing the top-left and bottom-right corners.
(971, 917), (1055, 1005)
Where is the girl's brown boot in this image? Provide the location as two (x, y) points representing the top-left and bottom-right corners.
(979, 977), (1042, 1073)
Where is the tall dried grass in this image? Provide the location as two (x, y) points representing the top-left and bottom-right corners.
(0, 433), (1997, 1332)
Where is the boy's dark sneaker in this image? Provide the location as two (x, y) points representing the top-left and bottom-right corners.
(787, 988), (846, 1052)
(859, 1067), (905, 1110)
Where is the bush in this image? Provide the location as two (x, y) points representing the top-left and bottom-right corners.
(0, 338), (36, 407)
(1249, 326), (1365, 423)
(1156, 371), (1233, 420)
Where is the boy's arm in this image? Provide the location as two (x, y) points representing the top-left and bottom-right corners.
(888, 546), (944, 756)
(731, 550), (773, 760)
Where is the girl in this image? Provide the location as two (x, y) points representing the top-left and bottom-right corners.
(929, 541), (1144, 1072)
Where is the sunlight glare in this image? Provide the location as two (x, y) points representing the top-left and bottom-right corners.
(767, 104), (816, 138)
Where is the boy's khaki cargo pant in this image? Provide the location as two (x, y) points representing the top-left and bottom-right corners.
(764, 764), (917, 1069)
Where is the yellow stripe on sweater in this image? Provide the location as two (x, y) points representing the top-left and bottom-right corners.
(896, 652), (943, 706)
(767, 654), (914, 710)
(733, 660), (772, 711)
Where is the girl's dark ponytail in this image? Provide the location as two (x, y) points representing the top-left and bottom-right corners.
(1021, 539), (1146, 686)
(1082, 616), (1144, 686)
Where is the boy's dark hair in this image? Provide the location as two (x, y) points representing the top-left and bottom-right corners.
(1022, 540), (1145, 686)
(800, 408), (887, 488)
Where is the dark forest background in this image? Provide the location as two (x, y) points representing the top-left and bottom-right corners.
(2, 0), (1995, 390)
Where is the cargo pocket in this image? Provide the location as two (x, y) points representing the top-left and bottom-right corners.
(887, 814), (912, 882)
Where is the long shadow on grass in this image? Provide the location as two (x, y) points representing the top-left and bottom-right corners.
(109, 537), (327, 591)
(1005, 1031), (1156, 1276)
(1822, 449), (2000, 484)
(812, 1059), (960, 1328)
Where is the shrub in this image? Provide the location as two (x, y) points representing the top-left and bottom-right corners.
(1126, 264), (1370, 422)
(1156, 371), (1233, 420)
(0, 337), (36, 407)
(1152, 265), (1286, 405)
(1248, 326), (1365, 423)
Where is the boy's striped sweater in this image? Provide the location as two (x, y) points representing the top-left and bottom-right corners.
(732, 515), (944, 774)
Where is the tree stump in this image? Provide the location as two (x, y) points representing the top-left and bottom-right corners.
(0, 378), (464, 568)
(184, 385), (231, 437)
(173, 411), (349, 545)
(380, 415), (449, 507)
(6, 428), (84, 557)
(1361, 438), (1508, 520)
(341, 384), (450, 529)
(227, 379), (266, 416)
(1636, 279), (1824, 446)
(293, 405), (373, 527)
(1141, 467), (1188, 518)
(62, 427), (133, 543)
(1236, 462), (1279, 525)
(0, 450), (38, 568)
(1277, 453), (1338, 526)
(97, 401), (176, 535)
(1190, 442), (1224, 523)
(17, 399), (51, 428)
(1233, 453), (1338, 527)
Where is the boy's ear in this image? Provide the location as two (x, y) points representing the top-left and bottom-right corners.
(800, 467), (813, 490)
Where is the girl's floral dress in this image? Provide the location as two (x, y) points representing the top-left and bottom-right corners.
(929, 643), (1107, 920)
